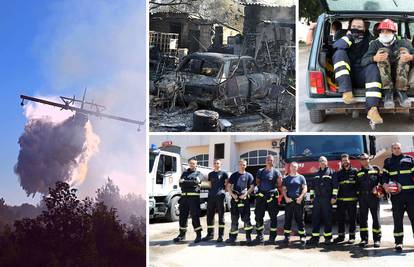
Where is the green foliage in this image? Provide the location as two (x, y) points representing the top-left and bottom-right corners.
(0, 182), (146, 267)
(299, 0), (324, 22)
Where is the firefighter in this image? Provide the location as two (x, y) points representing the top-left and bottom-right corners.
(308, 156), (338, 245)
(333, 154), (358, 244)
(202, 159), (229, 243)
(356, 153), (383, 248)
(361, 19), (414, 126)
(332, 18), (372, 104)
(226, 159), (255, 245)
(173, 158), (204, 243)
(254, 155), (282, 245)
(282, 162), (307, 246)
(382, 142), (414, 252)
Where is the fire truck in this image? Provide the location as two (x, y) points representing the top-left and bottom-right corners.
(149, 142), (231, 222)
(279, 135), (377, 220)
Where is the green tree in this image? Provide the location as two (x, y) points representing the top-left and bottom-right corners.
(299, 0), (324, 22)
(0, 181), (146, 267)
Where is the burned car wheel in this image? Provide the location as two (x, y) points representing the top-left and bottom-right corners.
(309, 109), (326, 123)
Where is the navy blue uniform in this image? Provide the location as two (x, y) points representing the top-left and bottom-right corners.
(178, 169), (203, 234)
(206, 170), (228, 238)
(310, 167), (338, 240)
(335, 166), (358, 239)
(356, 165), (382, 242)
(283, 174), (307, 238)
(228, 171), (254, 240)
(254, 167), (282, 240)
(383, 154), (414, 245)
(332, 32), (371, 93)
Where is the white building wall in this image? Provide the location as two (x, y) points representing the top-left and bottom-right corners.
(149, 135), (283, 171)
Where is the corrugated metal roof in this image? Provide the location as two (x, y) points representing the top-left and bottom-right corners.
(149, 0), (194, 14)
(239, 0), (295, 7)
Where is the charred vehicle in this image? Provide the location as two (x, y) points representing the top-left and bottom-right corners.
(153, 52), (279, 113)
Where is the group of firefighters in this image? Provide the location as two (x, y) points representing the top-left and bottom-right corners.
(173, 142), (414, 252)
(306, 18), (414, 125)
(326, 18), (414, 126)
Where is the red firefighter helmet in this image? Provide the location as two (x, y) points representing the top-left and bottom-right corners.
(373, 185), (385, 198)
(378, 19), (397, 32)
(388, 182), (401, 195)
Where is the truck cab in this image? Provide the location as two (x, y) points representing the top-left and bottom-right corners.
(305, 0), (414, 123)
(149, 145), (230, 221)
(149, 148), (183, 221)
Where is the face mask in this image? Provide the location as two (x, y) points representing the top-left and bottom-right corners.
(350, 28), (365, 43)
(379, 33), (395, 46)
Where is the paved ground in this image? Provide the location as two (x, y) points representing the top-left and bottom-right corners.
(298, 46), (414, 132)
(149, 201), (414, 267)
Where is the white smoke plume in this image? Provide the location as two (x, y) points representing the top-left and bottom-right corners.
(15, 100), (100, 197)
(28, 0), (146, 198)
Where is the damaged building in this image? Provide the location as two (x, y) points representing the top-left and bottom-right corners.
(149, 0), (296, 132)
(150, 12), (213, 55)
(241, 0), (295, 75)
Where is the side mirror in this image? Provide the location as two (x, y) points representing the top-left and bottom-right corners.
(280, 141), (286, 161)
(369, 135), (376, 157)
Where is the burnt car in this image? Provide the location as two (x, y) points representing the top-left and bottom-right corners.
(154, 52), (279, 109)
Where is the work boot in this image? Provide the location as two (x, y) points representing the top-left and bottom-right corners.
(374, 241), (381, 248)
(246, 231), (252, 245)
(300, 236), (306, 247)
(383, 90), (395, 109)
(348, 234), (356, 244)
(282, 236), (290, 245)
(333, 235), (345, 243)
(194, 230), (202, 243)
(397, 91), (411, 108)
(359, 239), (368, 248)
(255, 231), (264, 244)
(201, 234), (213, 242)
(342, 91), (357, 104)
(267, 232), (277, 245)
(308, 236), (319, 246)
(226, 234), (237, 245)
(324, 238), (332, 245)
(217, 227), (224, 243)
(173, 230), (186, 243)
(367, 107), (383, 125)
(395, 243), (403, 252)
(201, 228), (214, 242)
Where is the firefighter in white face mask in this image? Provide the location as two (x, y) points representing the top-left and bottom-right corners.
(361, 19), (414, 127)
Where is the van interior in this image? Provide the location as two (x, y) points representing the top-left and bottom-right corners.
(318, 16), (414, 97)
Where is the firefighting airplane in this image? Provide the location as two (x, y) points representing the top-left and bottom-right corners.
(20, 89), (145, 131)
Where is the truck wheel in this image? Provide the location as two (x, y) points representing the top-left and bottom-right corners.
(309, 109), (326, 123)
(167, 196), (180, 222)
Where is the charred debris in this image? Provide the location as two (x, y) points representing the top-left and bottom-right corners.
(149, 0), (296, 132)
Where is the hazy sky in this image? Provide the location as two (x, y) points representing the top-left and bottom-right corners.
(0, 0), (146, 205)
